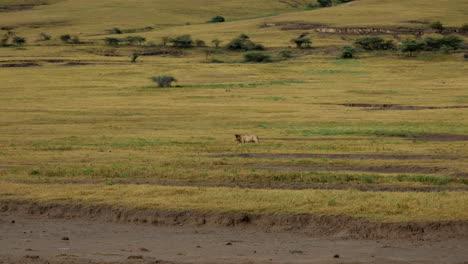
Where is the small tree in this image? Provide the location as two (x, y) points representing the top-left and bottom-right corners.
(212, 39), (222, 48)
(152, 76), (177, 87)
(291, 37), (312, 48)
(38, 32), (51, 41)
(227, 34), (264, 51)
(340, 46), (356, 59)
(105, 37), (120, 46)
(170, 35), (193, 48)
(401, 39), (426, 56)
(131, 52), (139, 63)
(318, 0), (332, 7)
(430, 21), (444, 32)
(244, 51), (272, 63)
(60, 34), (71, 43)
(209, 16), (225, 23)
(110, 28), (122, 34)
(12, 36), (26, 46)
(161, 36), (170, 46)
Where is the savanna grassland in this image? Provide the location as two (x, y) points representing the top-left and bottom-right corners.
(1, 0), (468, 226)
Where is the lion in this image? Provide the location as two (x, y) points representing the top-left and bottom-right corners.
(235, 134), (260, 144)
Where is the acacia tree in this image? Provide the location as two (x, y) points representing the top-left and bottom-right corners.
(291, 37), (312, 48)
(401, 39), (426, 56)
(212, 39), (222, 48)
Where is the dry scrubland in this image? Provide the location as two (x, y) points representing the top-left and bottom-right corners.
(1, 0), (468, 224)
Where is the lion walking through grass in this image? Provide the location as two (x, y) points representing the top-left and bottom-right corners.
(235, 134), (260, 144)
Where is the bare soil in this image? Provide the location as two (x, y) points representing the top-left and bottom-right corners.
(213, 153), (454, 160)
(0, 201), (467, 263)
(2, 214), (467, 264)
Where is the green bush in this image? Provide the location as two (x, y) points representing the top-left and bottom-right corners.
(340, 46), (356, 59)
(195, 39), (206, 47)
(424, 35), (464, 51)
(211, 58), (224, 63)
(109, 28), (122, 34)
(209, 16), (225, 23)
(291, 37), (312, 48)
(70, 36), (81, 44)
(318, 0), (332, 7)
(151, 76), (177, 87)
(105, 37), (120, 46)
(243, 51), (272, 63)
(401, 39), (426, 56)
(131, 52), (139, 63)
(430, 21), (444, 32)
(227, 34), (264, 51)
(60, 34), (71, 43)
(12, 36), (26, 45)
(170, 35), (194, 48)
(123, 36), (146, 45)
(354, 37), (396, 51)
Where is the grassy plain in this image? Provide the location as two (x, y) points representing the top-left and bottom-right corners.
(0, 0), (467, 223)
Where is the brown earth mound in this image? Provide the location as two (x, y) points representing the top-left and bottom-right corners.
(214, 153), (453, 160)
(1, 201), (467, 240)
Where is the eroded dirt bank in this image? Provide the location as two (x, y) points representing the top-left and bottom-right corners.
(1, 212), (468, 264)
(1, 201), (467, 241)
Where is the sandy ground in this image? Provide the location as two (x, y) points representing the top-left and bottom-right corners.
(1, 214), (468, 264)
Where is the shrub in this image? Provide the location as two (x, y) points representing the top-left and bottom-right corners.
(110, 28), (122, 34)
(243, 51), (272, 63)
(211, 58), (224, 63)
(131, 52), (139, 63)
(209, 16), (225, 23)
(430, 21), (444, 32)
(161, 36), (170, 46)
(227, 34), (264, 51)
(354, 37), (396, 51)
(152, 76), (177, 87)
(195, 39), (206, 47)
(170, 35), (193, 48)
(105, 37), (120, 46)
(38, 32), (51, 41)
(291, 37), (312, 48)
(278, 50), (293, 58)
(401, 39), (426, 56)
(123, 36), (146, 45)
(70, 36), (81, 44)
(212, 39), (222, 48)
(318, 0), (332, 7)
(340, 46), (356, 58)
(60, 34), (71, 43)
(12, 36), (26, 45)
(424, 35), (464, 51)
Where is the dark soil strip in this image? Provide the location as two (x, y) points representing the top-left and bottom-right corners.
(338, 103), (468, 111)
(2, 200), (467, 240)
(213, 153), (453, 160)
(253, 165), (446, 174)
(410, 134), (468, 142)
(0, 3), (45, 12)
(0, 62), (40, 68)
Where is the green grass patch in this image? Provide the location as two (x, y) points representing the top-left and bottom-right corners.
(254, 97), (286, 101)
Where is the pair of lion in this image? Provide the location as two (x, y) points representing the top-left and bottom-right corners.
(235, 134), (260, 144)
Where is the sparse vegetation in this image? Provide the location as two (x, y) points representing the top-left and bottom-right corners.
(170, 35), (194, 48)
(151, 76), (177, 87)
(227, 34), (264, 51)
(209, 16), (225, 23)
(60, 34), (71, 43)
(131, 52), (139, 63)
(430, 21), (444, 32)
(278, 50), (293, 59)
(340, 46), (356, 58)
(38, 32), (51, 41)
(354, 37), (396, 51)
(12, 36), (26, 46)
(243, 51), (272, 62)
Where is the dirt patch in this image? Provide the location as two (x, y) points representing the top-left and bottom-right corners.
(338, 103), (468, 111)
(1, 200), (467, 241)
(213, 153), (453, 160)
(253, 165), (446, 174)
(0, 62), (40, 68)
(138, 48), (185, 56)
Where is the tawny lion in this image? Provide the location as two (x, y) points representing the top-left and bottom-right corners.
(235, 134), (260, 144)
